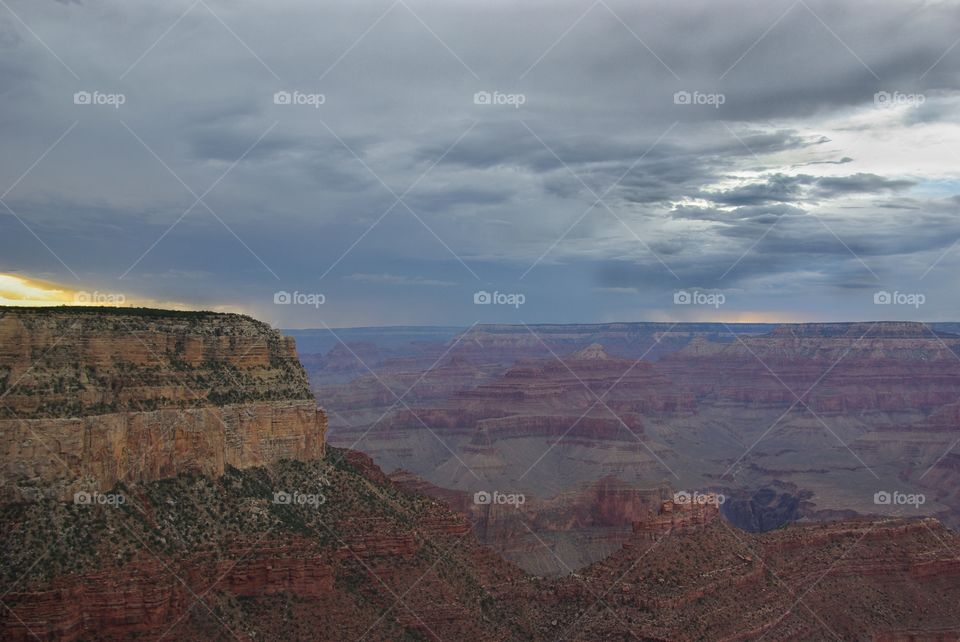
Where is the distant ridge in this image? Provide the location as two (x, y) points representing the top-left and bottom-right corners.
(766, 321), (960, 339)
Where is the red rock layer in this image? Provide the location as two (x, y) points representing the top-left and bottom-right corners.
(1, 401), (326, 502)
(660, 323), (960, 413)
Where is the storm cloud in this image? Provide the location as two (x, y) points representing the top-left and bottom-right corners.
(1, 0), (959, 326)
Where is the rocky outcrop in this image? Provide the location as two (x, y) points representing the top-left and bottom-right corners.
(391, 469), (718, 575)
(631, 494), (721, 539)
(3, 400), (325, 502)
(0, 307), (326, 502)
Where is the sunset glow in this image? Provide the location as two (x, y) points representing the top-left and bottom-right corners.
(0, 273), (226, 312)
(0, 274), (76, 306)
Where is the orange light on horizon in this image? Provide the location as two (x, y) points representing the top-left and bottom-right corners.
(0, 274), (77, 306)
(0, 273), (225, 313)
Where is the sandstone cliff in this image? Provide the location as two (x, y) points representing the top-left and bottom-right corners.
(0, 307), (326, 502)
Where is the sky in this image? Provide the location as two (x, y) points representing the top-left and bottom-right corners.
(1, 0), (959, 327)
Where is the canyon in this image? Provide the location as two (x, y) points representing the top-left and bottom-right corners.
(3, 308), (960, 640)
(300, 321), (960, 573)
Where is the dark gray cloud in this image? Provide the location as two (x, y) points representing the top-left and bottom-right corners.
(704, 175), (815, 206)
(671, 203), (807, 224)
(814, 173), (916, 196)
(701, 172), (915, 206)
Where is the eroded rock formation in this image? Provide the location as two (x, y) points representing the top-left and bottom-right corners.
(0, 307), (326, 502)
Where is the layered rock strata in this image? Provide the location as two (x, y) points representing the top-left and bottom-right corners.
(0, 307), (326, 502)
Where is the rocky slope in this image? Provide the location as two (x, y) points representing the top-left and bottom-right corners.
(0, 307), (326, 503)
(0, 448), (528, 641)
(540, 516), (960, 641)
(334, 342), (688, 491)
(3, 446), (959, 641)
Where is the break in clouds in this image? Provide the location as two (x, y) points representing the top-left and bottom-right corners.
(1, 0), (959, 326)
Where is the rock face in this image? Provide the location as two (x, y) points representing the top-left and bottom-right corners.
(0, 307), (326, 502)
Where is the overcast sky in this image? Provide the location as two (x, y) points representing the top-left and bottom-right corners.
(1, 0), (959, 327)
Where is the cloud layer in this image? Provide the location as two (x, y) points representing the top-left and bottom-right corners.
(1, 0), (959, 326)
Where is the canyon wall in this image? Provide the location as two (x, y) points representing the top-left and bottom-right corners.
(0, 307), (326, 502)
(659, 322), (960, 412)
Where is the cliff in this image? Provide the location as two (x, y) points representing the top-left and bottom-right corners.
(0, 307), (326, 502)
